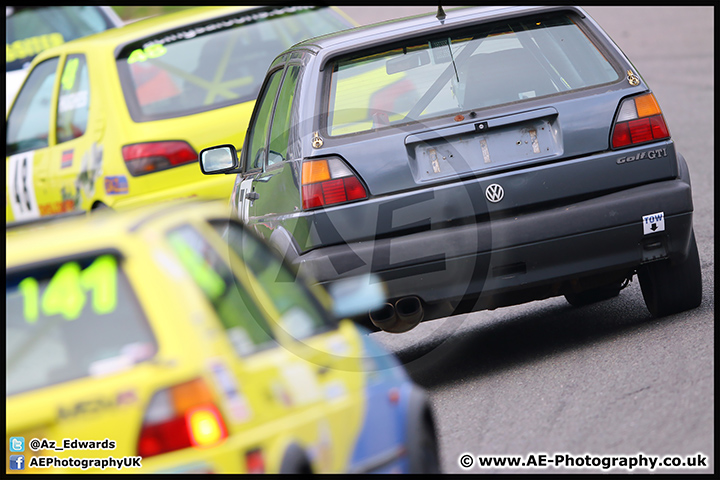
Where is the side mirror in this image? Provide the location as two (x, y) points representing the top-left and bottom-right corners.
(199, 144), (239, 175)
(327, 274), (386, 318)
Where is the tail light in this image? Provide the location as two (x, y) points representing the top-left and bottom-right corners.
(611, 93), (670, 149)
(137, 378), (228, 458)
(122, 141), (197, 176)
(245, 449), (265, 474)
(301, 157), (367, 210)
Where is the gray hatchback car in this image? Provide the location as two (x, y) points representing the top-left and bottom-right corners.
(200, 6), (702, 333)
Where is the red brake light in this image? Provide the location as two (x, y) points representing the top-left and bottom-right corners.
(301, 157), (367, 210)
(137, 379), (228, 459)
(611, 93), (670, 149)
(122, 141), (197, 176)
(245, 449), (265, 474)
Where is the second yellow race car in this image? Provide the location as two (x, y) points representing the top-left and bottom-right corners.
(6, 200), (440, 473)
(5, 6), (354, 224)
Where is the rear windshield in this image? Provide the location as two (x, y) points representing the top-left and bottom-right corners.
(326, 12), (619, 136)
(116, 6), (351, 122)
(6, 253), (157, 396)
(6, 6), (119, 72)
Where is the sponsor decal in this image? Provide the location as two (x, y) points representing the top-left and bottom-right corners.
(104, 175), (129, 195)
(61, 150), (74, 169)
(208, 360), (252, 422)
(76, 142), (104, 199)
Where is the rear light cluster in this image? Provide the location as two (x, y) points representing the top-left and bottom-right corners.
(137, 378), (228, 458)
(611, 93), (670, 149)
(301, 157), (367, 210)
(122, 141), (197, 176)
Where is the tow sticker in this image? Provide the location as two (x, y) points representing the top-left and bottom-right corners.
(643, 212), (665, 235)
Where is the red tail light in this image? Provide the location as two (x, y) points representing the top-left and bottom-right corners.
(301, 157), (367, 210)
(611, 93), (670, 149)
(122, 141), (197, 176)
(245, 449), (265, 474)
(137, 378), (228, 458)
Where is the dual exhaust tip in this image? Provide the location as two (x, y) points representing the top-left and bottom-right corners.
(369, 296), (424, 333)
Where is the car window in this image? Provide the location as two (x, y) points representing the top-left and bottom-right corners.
(326, 12), (619, 136)
(209, 219), (334, 340)
(56, 54), (90, 144)
(267, 65), (300, 165)
(6, 57), (59, 155)
(166, 224), (276, 356)
(6, 6), (118, 73)
(6, 253), (157, 396)
(115, 6), (350, 122)
(244, 69), (283, 171)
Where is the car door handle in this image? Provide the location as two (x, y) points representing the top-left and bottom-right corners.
(245, 191), (259, 201)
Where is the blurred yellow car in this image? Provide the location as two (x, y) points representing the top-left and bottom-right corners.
(6, 6), (124, 111)
(5, 6), (354, 224)
(5, 200), (440, 473)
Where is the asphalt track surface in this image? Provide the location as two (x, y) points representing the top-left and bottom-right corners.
(339, 6), (714, 474)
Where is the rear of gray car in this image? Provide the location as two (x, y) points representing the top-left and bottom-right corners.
(204, 6), (701, 333)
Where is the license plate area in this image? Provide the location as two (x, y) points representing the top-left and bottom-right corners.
(409, 115), (562, 182)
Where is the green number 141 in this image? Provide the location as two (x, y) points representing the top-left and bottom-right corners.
(18, 255), (118, 323)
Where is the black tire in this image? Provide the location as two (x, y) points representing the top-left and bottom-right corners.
(279, 443), (312, 474)
(565, 282), (623, 307)
(637, 230), (702, 317)
(91, 201), (113, 213)
(408, 409), (441, 473)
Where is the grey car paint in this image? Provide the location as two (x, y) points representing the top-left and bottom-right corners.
(221, 6), (699, 330)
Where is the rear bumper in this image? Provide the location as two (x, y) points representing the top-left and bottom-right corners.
(293, 177), (694, 319)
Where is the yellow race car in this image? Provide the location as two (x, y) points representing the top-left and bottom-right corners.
(6, 200), (440, 473)
(5, 6), (354, 224)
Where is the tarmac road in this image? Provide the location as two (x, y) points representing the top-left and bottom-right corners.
(339, 6), (714, 474)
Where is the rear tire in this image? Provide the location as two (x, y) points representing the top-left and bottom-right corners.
(408, 409), (441, 473)
(565, 282), (623, 307)
(637, 230), (702, 317)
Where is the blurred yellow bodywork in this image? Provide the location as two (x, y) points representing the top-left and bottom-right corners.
(6, 201), (370, 473)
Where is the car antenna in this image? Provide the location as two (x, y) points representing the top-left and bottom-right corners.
(436, 5), (446, 23)
(435, 5), (458, 82)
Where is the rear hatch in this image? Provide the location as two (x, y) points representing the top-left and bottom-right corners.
(318, 9), (676, 228)
(5, 252), (162, 472)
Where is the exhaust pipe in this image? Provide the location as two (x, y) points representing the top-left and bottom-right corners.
(369, 303), (398, 332)
(369, 296), (424, 333)
(394, 296), (424, 333)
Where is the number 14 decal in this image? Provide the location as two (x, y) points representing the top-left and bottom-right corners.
(8, 152), (40, 221)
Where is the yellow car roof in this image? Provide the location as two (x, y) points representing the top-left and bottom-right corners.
(28, 6), (321, 62)
(6, 200), (231, 269)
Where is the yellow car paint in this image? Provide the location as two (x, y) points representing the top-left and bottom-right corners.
(6, 201), (370, 474)
(6, 6), (355, 224)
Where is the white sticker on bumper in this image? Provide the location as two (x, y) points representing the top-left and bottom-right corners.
(643, 212), (665, 235)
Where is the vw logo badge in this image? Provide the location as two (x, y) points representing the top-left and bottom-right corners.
(485, 183), (504, 203)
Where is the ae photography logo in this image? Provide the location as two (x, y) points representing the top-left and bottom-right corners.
(224, 112), (504, 371)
